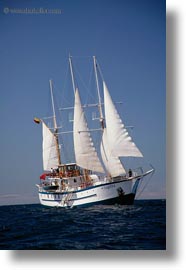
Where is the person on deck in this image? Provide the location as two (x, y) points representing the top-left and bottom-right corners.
(128, 169), (132, 177)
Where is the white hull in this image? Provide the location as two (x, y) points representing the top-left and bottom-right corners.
(38, 178), (141, 208)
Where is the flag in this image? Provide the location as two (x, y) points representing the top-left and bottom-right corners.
(40, 173), (46, 180)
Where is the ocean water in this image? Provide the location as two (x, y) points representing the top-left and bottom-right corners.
(0, 200), (166, 250)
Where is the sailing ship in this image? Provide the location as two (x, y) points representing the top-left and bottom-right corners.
(35, 56), (154, 208)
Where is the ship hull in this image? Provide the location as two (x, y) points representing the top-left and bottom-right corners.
(38, 178), (140, 208)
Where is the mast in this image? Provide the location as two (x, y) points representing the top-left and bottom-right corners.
(49, 79), (61, 166)
(93, 56), (104, 129)
(49, 79), (57, 131)
(69, 55), (76, 95)
(70, 56), (104, 175)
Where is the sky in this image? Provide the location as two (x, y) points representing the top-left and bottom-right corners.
(0, 0), (166, 205)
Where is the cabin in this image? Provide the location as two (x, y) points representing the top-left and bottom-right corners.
(58, 163), (82, 178)
(40, 163), (99, 192)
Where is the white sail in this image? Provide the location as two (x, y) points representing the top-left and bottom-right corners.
(42, 122), (58, 171)
(73, 89), (104, 173)
(101, 128), (126, 177)
(103, 81), (143, 157)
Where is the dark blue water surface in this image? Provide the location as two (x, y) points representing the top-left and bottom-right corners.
(0, 200), (166, 250)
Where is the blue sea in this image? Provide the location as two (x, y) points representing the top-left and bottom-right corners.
(0, 200), (166, 250)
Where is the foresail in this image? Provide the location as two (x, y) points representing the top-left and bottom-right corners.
(42, 122), (58, 171)
(73, 89), (104, 173)
(100, 128), (126, 177)
(103, 81), (143, 157)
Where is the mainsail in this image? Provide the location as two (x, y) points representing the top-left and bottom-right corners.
(100, 82), (143, 177)
(103, 81), (143, 158)
(42, 121), (59, 171)
(73, 89), (104, 173)
(100, 128), (126, 177)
